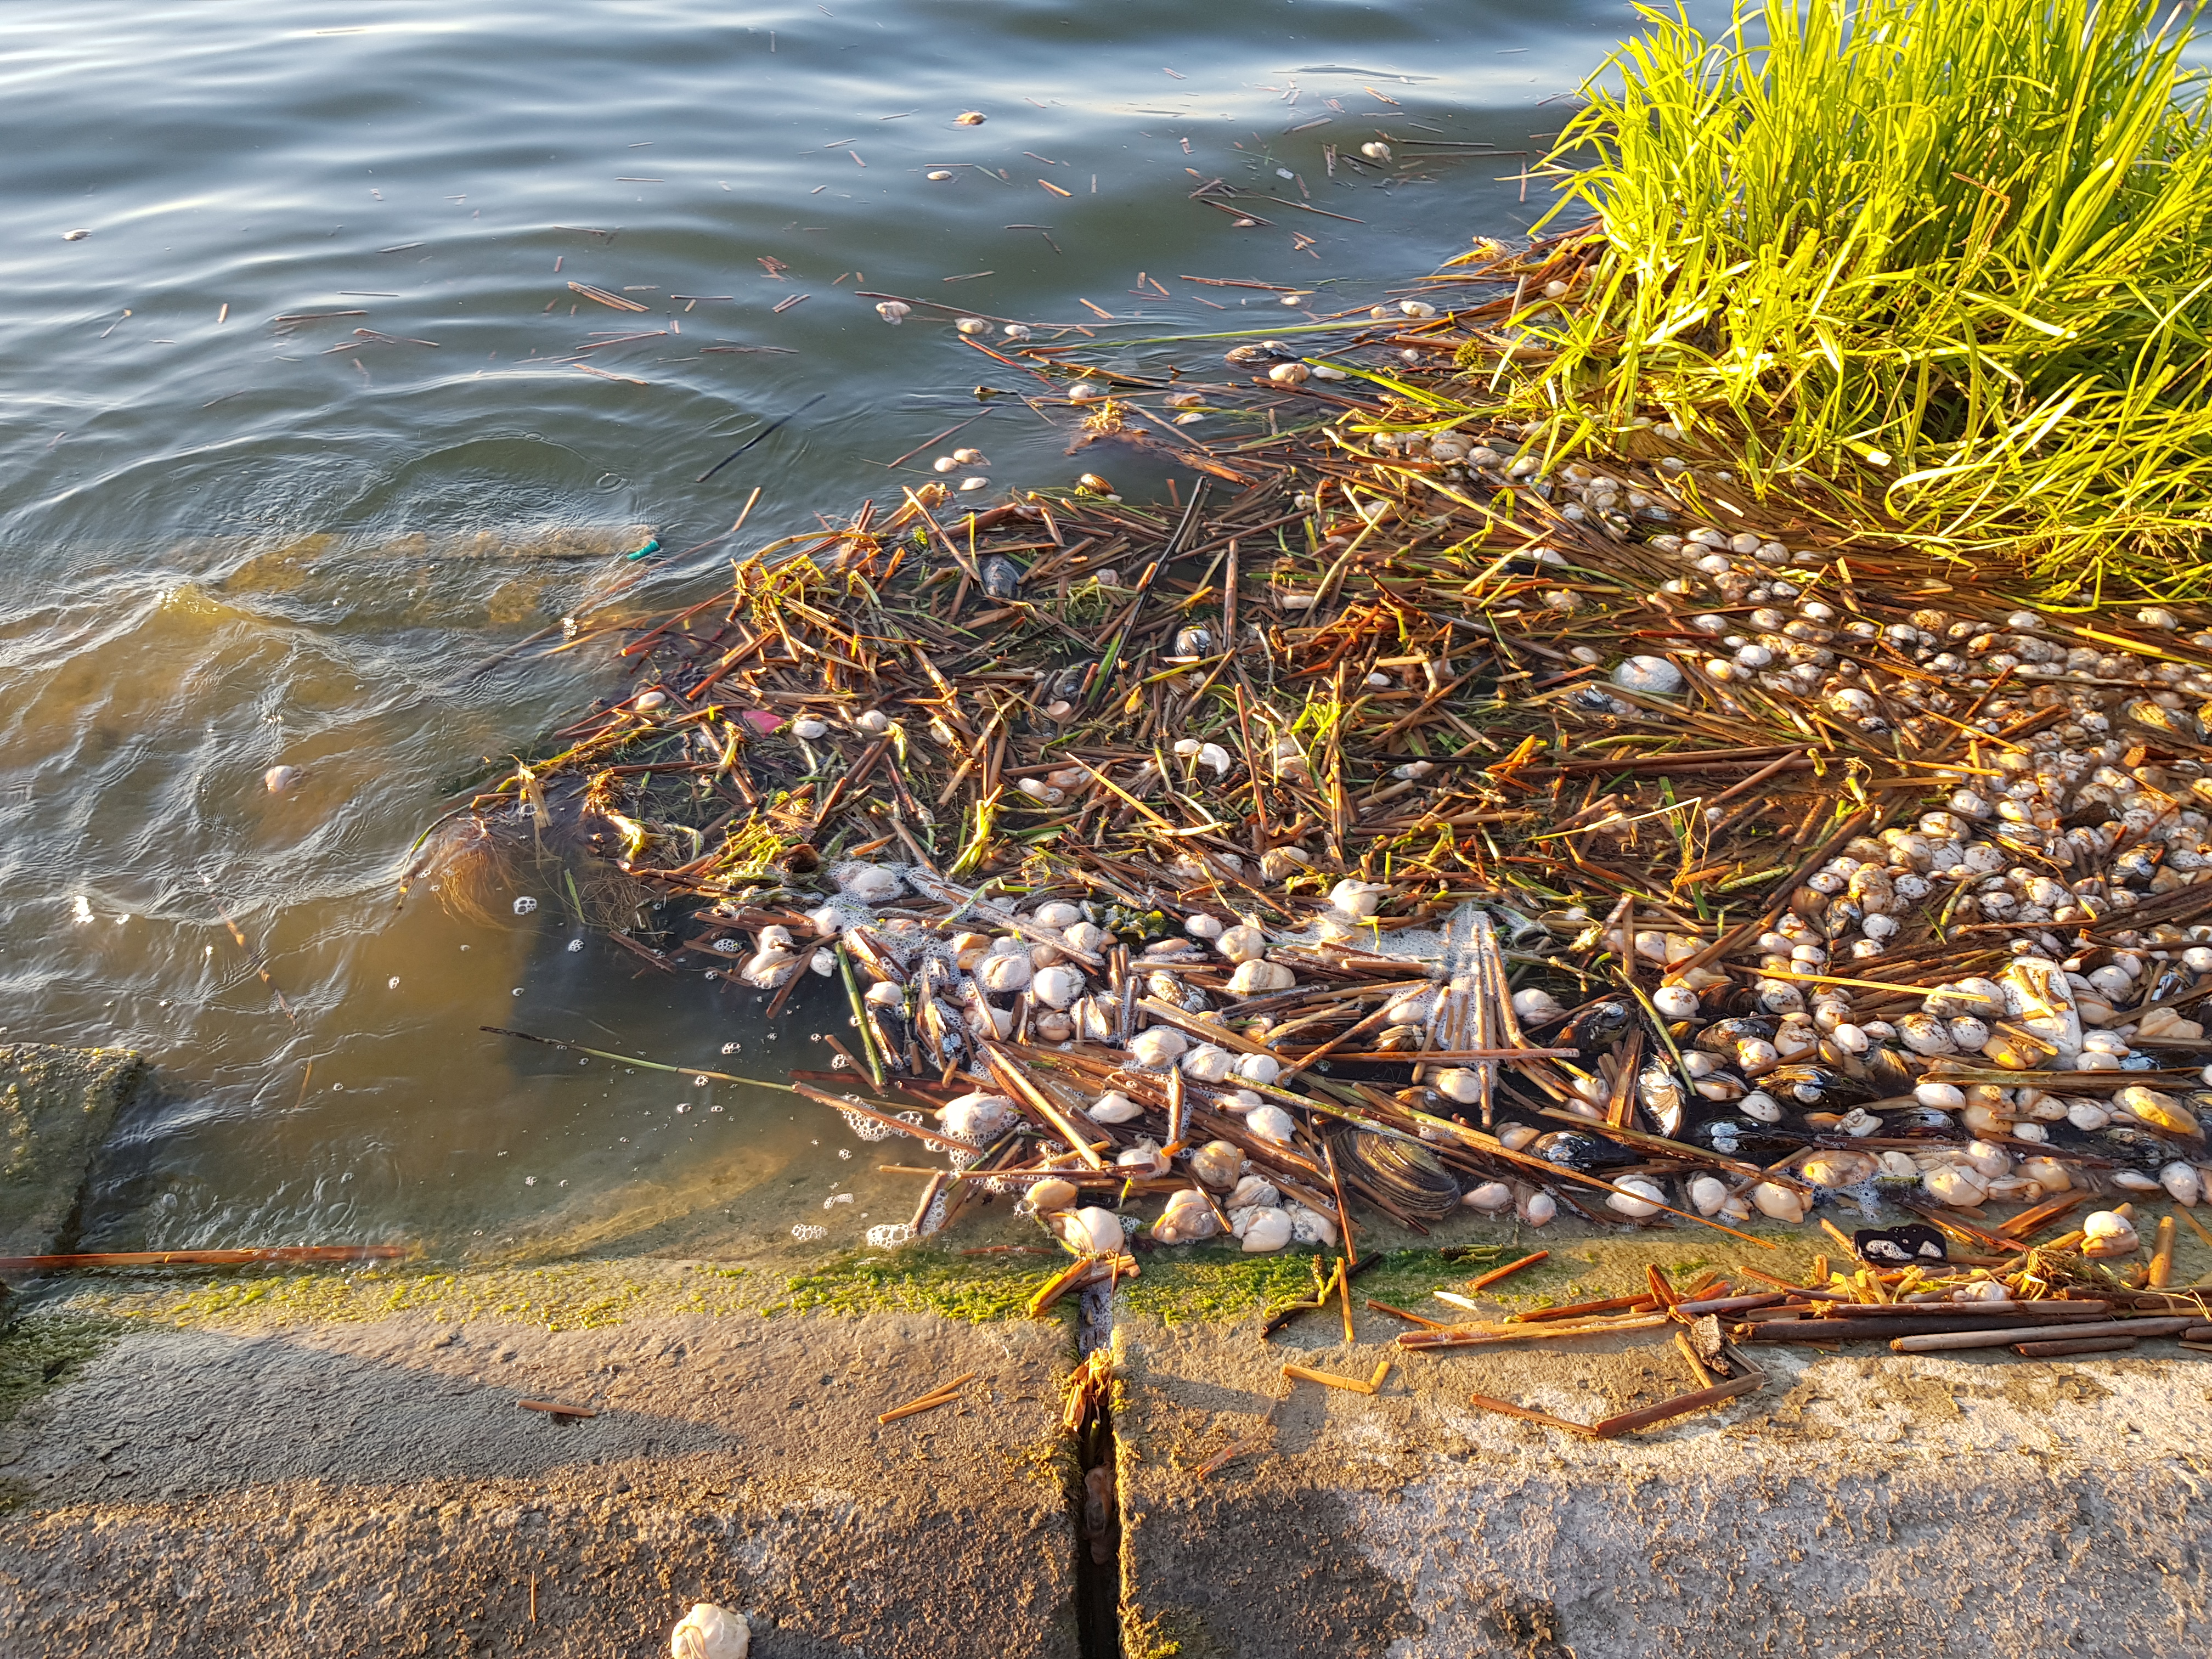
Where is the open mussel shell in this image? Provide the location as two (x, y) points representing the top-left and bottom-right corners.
(1759, 1063), (1874, 1108)
(1691, 1015), (1776, 1057)
(1528, 1128), (1637, 1173)
(1853, 1045), (1918, 1094)
(1555, 996), (1634, 1052)
(1333, 1128), (1462, 1221)
(1686, 1115), (1810, 1163)
(2056, 1123), (2181, 1172)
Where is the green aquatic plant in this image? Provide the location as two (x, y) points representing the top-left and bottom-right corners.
(1502, 0), (2212, 599)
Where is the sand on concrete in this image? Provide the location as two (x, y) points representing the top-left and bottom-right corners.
(0, 1291), (1077, 1658)
(1112, 1301), (2212, 1659)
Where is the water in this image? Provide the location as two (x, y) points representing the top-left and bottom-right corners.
(0, 0), (1624, 1263)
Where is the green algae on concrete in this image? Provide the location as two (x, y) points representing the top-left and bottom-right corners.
(761, 1246), (1058, 1322)
(0, 1042), (142, 1259)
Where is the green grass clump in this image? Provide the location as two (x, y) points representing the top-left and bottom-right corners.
(1506, 0), (2212, 599)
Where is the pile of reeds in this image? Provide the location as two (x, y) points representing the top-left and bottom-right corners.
(444, 228), (2212, 1295)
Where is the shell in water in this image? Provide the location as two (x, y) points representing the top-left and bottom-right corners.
(1335, 1128), (1460, 1221)
(264, 765), (301, 794)
(672, 1603), (749, 1659)
(943, 1092), (1013, 1144)
(876, 301), (911, 324)
(1077, 473), (1114, 494)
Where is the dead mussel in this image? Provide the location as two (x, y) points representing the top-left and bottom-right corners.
(1527, 1128), (1637, 1173)
(1334, 1128), (1461, 1221)
(1554, 996), (1634, 1053)
(1759, 1063), (1874, 1109)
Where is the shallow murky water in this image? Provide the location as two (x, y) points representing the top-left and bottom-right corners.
(0, 0), (1631, 1261)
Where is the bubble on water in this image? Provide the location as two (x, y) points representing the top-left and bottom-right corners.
(695, 1075), (709, 1086)
(721, 1042), (742, 1054)
(865, 1223), (914, 1249)
(837, 1148), (851, 1159)
(524, 1176), (537, 1186)
(567, 939), (585, 953)
(791, 1223), (828, 1242)
(388, 976), (400, 990)
(512, 988), (523, 996)
(71, 895), (93, 924)
(676, 1103), (690, 1113)
(513, 896), (538, 916)
(710, 1104), (724, 1113)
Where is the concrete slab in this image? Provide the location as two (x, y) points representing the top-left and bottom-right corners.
(0, 1042), (141, 1260)
(1112, 1305), (2212, 1659)
(0, 1294), (1077, 1658)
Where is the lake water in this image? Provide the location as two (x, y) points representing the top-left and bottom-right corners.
(0, 0), (1629, 1263)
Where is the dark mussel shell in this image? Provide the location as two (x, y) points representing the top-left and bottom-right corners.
(1691, 1015), (1778, 1057)
(1854, 1045), (1918, 1095)
(1760, 1063), (1873, 1108)
(1528, 1128), (1637, 1173)
(2061, 1124), (2179, 1172)
(2147, 966), (2191, 1005)
(1556, 997), (1634, 1052)
(980, 554), (1023, 600)
(1686, 1116), (1811, 1163)
(1334, 1128), (1462, 1222)
(1853, 1223), (1949, 1267)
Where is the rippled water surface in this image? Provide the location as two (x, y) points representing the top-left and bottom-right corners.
(0, 0), (1627, 1260)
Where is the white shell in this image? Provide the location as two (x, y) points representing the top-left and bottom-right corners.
(833, 862), (903, 903)
(1232, 1205), (1293, 1252)
(1434, 1068), (1482, 1105)
(1462, 1181), (1514, 1212)
(1612, 654), (1684, 695)
(1154, 1189), (1220, 1245)
(1688, 1175), (1730, 1216)
(264, 765), (301, 794)
(1180, 1043), (1237, 1083)
(1328, 879), (1390, 920)
(741, 949), (796, 988)
(1245, 1103), (1296, 1146)
(874, 301), (910, 324)
(672, 1602), (749, 1659)
(1606, 1176), (1666, 1218)
(2160, 1161), (2203, 1206)
(1034, 901), (1084, 929)
(865, 980), (902, 1007)
(1031, 964), (1085, 1008)
(1750, 1181), (1809, 1223)
(1061, 1207), (1126, 1254)
(1922, 1163), (1988, 1207)
(855, 709), (891, 733)
(980, 953), (1034, 994)
(1286, 1201), (1338, 1245)
(1228, 1174), (1280, 1208)
(1025, 1177), (1080, 1215)
(1186, 913), (1226, 940)
(1510, 988), (1562, 1022)
(1063, 921), (1113, 954)
(1227, 959), (1295, 995)
(1216, 923), (1269, 963)
(1516, 1189), (1556, 1227)
(1652, 984), (1699, 1018)
(1090, 1091), (1144, 1124)
(943, 1092), (1014, 1144)
(1127, 1026), (1188, 1069)
(1234, 1052), (1282, 1086)
(2082, 1210), (2140, 1256)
